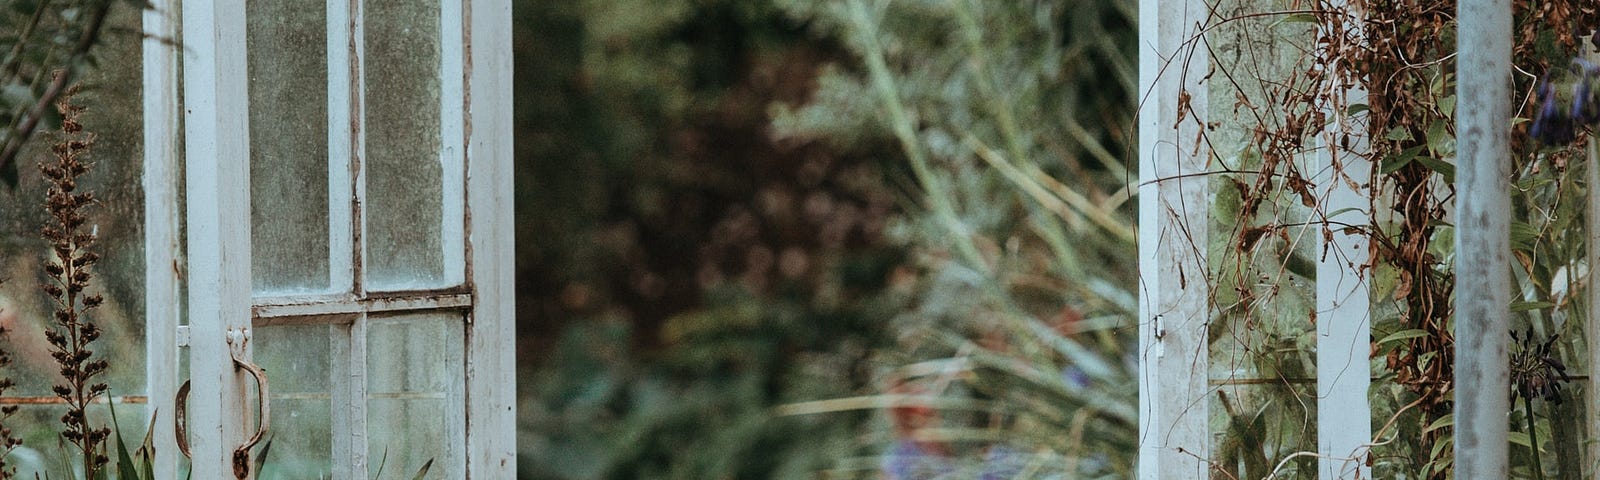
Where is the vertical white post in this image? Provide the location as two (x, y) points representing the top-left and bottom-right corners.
(1454, 0), (1513, 476)
(464, 0), (518, 475)
(1315, 80), (1373, 480)
(1137, 0), (1210, 477)
(1314, 5), (1373, 478)
(183, 0), (258, 477)
(142, 0), (182, 477)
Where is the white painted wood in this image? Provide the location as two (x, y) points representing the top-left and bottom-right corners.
(141, 0), (183, 476)
(331, 315), (369, 480)
(440, 0), (468, 288)
(183, 0), (259, 477)
(253, 293), (473, 320)
(1314, 80), (1373, 480)
(1454, 0), (1513, 476)
(463, 0), (519, 475)
(1313, 5), (1374, 478)
(1136, 0), (1211, 476)
(328, 0), (357, 295)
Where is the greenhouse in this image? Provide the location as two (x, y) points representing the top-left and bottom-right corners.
(0, 0), (1596, 478)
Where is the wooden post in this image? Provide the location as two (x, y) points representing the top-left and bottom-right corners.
(1454, 0), (1513, 476)
(1137, 0), (1211, 477)
(1315, 5), (1373, 478)
(1316, 85), (1373, 480)
(141, 0), (182, 477)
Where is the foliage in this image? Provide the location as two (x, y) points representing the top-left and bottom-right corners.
(1188, 0), (1599, 477)
(0, 0), (145, 189)
(513, 0), (910, 477)
(771, 0), (1141, 477)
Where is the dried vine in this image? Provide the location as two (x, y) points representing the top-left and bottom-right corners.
(1192, 0), (1597, 477)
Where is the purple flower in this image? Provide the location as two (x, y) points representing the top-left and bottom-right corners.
(882, 441), (952, 480)
(1530, 59), (1600, 147)
(1531, 80), (1575, 146)
(979, 445), (1025, 480)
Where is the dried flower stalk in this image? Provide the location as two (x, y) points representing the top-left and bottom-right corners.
(39, 83), (111, 476)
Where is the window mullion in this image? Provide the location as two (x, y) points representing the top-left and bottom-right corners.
(331, 313), (369, 480)
(328, 0), (357, 295)
(440, 0), (466, 288)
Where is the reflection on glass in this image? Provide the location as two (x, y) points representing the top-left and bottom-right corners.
(0, 6), (146, 398)
(364, 0), (447, 290)
(368, 313), (463, 477)
(255, 324), (334, 479)
(248, 0), (332, 295)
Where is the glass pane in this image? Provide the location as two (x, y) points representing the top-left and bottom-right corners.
(368, 313), (464, 476)
(0, 6), (146, 397)
(255, 324), (334, 479)
(6, 404), (146, 478)
(364, 0), (447, 290)
(248, 0), (332, 295)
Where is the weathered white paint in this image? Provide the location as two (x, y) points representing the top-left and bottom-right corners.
(1314, 5), (1374, 478)
(182, 0), (259, 476)
(441, 0), (468, 288)
(1137, 0), (1211, 476)
(141, 0), (182, 477)
(328, 0), (356, 294)
(331, 315), (369, 480)
(464, 0), (519, 475)
(1454, 0), (1513, 476)
(253, 293), (473, 320)
(1315, 79), (1373, 480)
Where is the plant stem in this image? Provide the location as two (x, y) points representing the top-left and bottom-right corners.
(1525, 394), (1543, 480)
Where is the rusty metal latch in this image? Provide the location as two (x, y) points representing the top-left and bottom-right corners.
(174, 328), (271, 479)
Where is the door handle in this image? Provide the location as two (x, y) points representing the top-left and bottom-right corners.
(173, 329), (271, 479)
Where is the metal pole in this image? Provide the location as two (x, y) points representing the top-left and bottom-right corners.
(1454, 0), (1513, 477)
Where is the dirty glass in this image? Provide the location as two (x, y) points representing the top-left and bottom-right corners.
(364, 0), (447, 290)
(367, 312), (464, 477)
(0, 5), (147, 438)
(247, 0), (333, 295)
(255, 324), (334, 479)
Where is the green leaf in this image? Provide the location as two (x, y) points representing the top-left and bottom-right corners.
(1385, 126), (1413, 141)
(1424, 413), (1453, 434)
(1507, 430), (1541, 452)
(1378, 329), (1430, 345)
(1346, 103), (1370, 116)
(1278, 12), (1318, 23)
(1440, 95), (1456, 118)
(1425, 120), (1454, 157)
(109, 397), (140, 480)
(253, 436), (274, 478)
(1415, 157), (1454, 183)
(410, 459), (435, 480)
(1510, 221), (1540, 252)
(1381, 146), (1425, 174)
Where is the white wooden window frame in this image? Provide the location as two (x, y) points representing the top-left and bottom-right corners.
(142, 0), (515, 477)
(1137, 1), (1374, 479)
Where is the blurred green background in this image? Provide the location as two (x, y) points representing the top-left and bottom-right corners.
(512, 0), (1138, 478)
